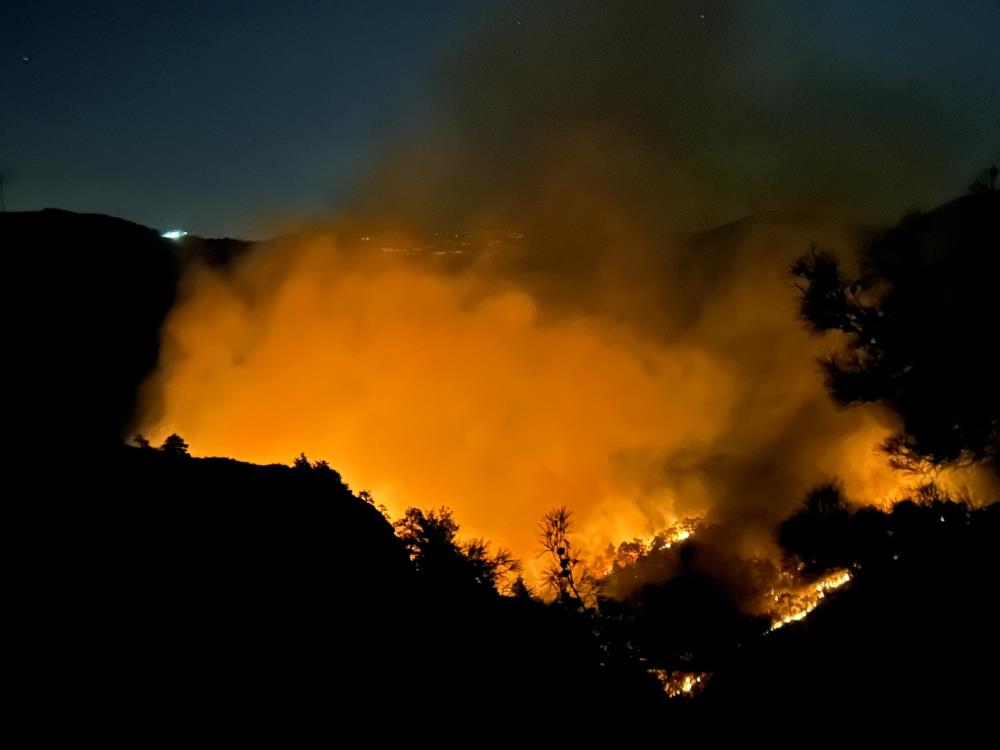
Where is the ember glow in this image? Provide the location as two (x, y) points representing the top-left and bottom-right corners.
(650, 670), (712, 698)
(645, 518), (701, 552)
(593, 517), (703, 577)
(767, 569), (853, 631)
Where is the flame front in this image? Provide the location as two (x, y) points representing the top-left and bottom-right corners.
(767, 569), (853, 631)
(650, 670), (712, 698)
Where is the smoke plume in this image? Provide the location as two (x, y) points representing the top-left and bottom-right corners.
(141, 1), (995, 569)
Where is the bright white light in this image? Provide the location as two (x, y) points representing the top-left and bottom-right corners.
(162, 229), (187, 240)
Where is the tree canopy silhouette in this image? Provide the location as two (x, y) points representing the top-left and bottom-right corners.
(393, 507), (520, 594)
(792, 188), (1000, 473)
(159, 433), (190, 456)
(292, 452), (347, 488)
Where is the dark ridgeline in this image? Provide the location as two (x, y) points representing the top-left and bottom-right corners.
(5, 208), (178, 448)
(4, 208), (252, 450)
(4, 182), (999, 736)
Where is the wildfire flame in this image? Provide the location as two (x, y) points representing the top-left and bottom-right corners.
(591, 517), (702, 577)
(650, 669), (712, 698)
(767, 569), (852, 631)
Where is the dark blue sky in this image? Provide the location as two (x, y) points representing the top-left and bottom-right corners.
(3, 0), (481, 236)
(3, 1), (998, 237)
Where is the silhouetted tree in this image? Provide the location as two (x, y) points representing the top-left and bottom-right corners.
(394, 507), (521, 594)
(133, 434), (151, 449)
(538, 506), (600, 609)
(509, 575), (537, 600)
(291, 452), (346, 487)
(609, 539), (648, 570)
(159, 433), (189, 456)
(792, 188), (1000, 473)
(462, 538), (522, 594)
(357, 489), (390, 519)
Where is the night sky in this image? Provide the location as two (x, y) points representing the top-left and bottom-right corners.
(3, 1), (998, 238)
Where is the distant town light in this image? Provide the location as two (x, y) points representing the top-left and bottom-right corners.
(162, 229), (187, 240)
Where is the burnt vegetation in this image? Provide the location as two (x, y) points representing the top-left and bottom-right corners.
(6, 180), (999, 732)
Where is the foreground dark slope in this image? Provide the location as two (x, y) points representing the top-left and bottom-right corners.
(20, 445), (667, 731)
(700, 500), (1000, 719)
(21, 445), (417, 721)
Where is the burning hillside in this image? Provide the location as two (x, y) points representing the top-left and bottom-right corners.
(139, 214), (992, 579)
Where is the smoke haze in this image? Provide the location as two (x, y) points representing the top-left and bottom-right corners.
(140, 1), (997, 569)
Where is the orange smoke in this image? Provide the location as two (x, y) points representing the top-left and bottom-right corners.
(137, 213), (982, 574)
(143, 234), (740, 561)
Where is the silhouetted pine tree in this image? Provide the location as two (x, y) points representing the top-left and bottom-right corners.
(792, 187), (999, 473)
(159, 433), (190, 456)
